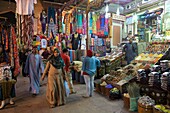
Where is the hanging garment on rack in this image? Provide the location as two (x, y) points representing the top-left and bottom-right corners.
(96, 14), (101, 36)
(71, 33), (81, 50)
(57, 10), (62, 33)
(77, 12), (83, 34)
(89, 12), (93, 34)
(40, 12), (47, 34)
(92, 13), (97, 35)
(104, 18), (109, 36)
(100, 14), (105, 36)
(82, 14), (86, 35)
(48, 7), (56, 24)
(15, 0), (37, 15)
(21, 15), (34, 45)
(48, 19), (56, 38)
(11, 27), (20, 77)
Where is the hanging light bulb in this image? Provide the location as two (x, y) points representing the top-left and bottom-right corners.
(105, 4), (109, 18)
(105, 4), (109, 13)
(116, 7), (120, 15)
(116, 0), (120, 15)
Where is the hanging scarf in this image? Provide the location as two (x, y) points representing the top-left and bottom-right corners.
(47, 48), (65, 69)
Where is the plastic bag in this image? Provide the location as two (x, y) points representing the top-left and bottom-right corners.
(64, 81), (70, 97)
(129, 97), (138, 112)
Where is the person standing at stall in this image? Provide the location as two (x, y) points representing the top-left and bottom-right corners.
(123, 38), (137, 64)
(81, 50), (100, 98)
(24, 47), (44, 96)
(61, 48), (76, 94)
(41, 48), (66, 108)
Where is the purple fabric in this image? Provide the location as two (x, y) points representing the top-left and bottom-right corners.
(105, 84), (113, 88)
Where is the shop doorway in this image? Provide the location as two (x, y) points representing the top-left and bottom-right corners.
(110, 22), (122, 48)
(113, 25), (121, 46)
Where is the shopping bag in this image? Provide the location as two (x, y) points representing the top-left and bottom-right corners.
(64, 81), (70, 97)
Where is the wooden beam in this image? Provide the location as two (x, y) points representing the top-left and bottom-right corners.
(43, 1), (64, 6)
(86, 0), (89, 50)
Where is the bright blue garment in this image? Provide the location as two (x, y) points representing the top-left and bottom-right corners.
(82, 56), (100, 76)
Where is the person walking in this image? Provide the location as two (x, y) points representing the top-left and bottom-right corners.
(61, 48), (76, 94)
(24, 47), (44, 96)
(41, 48), (66, 108)
(81, 50), (100, 98)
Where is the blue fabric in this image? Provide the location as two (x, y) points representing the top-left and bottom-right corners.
(82, 56), (100, 76)
(48, 7), (56, 24)
(24, 53), (44, 94)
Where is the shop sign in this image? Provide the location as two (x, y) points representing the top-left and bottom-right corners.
(112, 14), (126, 22)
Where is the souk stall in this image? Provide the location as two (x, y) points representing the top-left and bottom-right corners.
(0, 23), (20, 109)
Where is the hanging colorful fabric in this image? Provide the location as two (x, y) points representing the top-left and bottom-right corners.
(100, 14), (105, 36)
(96, 15), (101, 36)
(82, 14), (86, 35)
(5, 30), (8, 50)
(104, 18), (109, 36)
(11, 27), (20, 77)
(92, 13), (97, 34)
(77, 12), (83, 34)
(89, 12), (93, 34)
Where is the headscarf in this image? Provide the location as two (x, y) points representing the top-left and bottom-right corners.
(47, 48), (65, 69)
(87, 50), (93, 57)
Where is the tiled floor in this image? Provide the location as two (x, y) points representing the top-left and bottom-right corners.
(0, 76), (135, 113)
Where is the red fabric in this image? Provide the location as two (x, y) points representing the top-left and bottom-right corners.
(83, 71), (89, 75)
(61, 53), (70, 72)
(87, 50), (93, 57)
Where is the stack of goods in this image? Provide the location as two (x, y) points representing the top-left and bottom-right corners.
(135, 53), (163, 64)
(146, 42), (169, 53)
(137, 69), (147, 84)
(148, 72), (160, 88)
(160, 60), (169, 72)
(151, 65), (161, 72)
(102, 64), (138, 85)
(161, 72), (170, 91)
(138, 96), (155, 113)
(154, 105), (170, 113)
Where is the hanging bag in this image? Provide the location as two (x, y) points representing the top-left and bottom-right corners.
(64, 81), (70, 97)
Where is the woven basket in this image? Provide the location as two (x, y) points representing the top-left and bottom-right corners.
(123, 96), (130, 109)
(138, 102), (153, 113)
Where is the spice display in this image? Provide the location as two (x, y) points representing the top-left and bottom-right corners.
(148, 72), (160, 87)
(138, 96), (155, 106)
